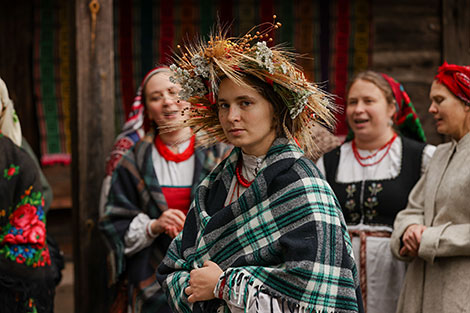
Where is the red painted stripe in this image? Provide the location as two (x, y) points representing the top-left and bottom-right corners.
(119, 0), (135, 119)
(333, 0), (350, 136)
(159, 0), (174, 65)
(219, 0), (232, 35)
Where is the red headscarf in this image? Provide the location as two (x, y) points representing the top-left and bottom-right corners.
(435, 62), (470, 105)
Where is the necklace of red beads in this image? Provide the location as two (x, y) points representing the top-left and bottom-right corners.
(352, 133), (398, 167)
(229, 158), (255, 204)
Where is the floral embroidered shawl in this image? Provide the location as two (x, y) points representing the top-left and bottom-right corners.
(0, 134), (54, 313)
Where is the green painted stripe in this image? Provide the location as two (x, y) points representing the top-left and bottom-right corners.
(200, 0), (214, 39)
(312, 0), (322, 82)
(40, 0), (60, 154)
(279, 0), (294, 47)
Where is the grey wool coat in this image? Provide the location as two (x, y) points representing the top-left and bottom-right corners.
(390, 132), (470, 313)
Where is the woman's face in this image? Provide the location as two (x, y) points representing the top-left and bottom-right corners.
(218, 78), (276, 156)
(429, 80), (470, 140)
(346, 79), (395, 141)
(145, 72), (189, 127)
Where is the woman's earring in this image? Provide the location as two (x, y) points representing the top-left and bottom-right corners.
(388, 119), (394, 127)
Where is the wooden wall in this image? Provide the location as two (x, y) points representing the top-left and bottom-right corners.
(443, 0), (470, 69)
(371, 0), (443, 145)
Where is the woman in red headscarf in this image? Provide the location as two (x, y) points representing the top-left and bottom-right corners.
(317, 71), (435, 313)
(390, 62), (470, 313)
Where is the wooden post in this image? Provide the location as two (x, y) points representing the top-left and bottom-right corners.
(73, 0), (114, 312)
(443, 0), (470, 64)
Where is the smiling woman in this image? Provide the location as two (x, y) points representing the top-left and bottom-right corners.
(317, 70), (435, 313)
(99, 67), (229, 313)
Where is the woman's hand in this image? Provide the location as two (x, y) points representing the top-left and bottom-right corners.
(400, 224), (427, 257)
(150, 209), (186, 238)
(185, 260), (223, 303)
(164, 225), (180, 238)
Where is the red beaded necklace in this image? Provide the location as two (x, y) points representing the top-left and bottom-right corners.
(154, 134), (195, 163)
(235, 158), (254, 188)
(352, 133), (398, 167)
(228, 158), (255, 204)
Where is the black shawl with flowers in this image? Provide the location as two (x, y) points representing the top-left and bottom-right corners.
(0, 134), (54, 313)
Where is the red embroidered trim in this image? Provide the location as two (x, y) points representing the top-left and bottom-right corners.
(352, 133), (397, 167)
(235, 158), (254, 188)
(154, 135), (195, 163)
(217, 277), (227, 299)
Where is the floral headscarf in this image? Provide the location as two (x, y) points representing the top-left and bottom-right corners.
(0, 77), (22, 146)
(381, 73), (426, 142)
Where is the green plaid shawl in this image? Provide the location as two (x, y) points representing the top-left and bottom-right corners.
(157, 138), (363, 313)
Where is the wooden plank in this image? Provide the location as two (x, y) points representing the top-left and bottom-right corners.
(370, 0), (443, 144)
(73, 0), (115, 312)
(443, 0), (470, 65)
(43, 165), (73, 209)
(373, 16), (441, 51)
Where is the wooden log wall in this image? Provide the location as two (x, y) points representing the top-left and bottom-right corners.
(371, 0), (443, 145)
(443, 0), (470, 65)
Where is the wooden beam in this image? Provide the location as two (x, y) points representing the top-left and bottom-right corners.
(73, 0), (115, 312)
(443, 0), (470, 65)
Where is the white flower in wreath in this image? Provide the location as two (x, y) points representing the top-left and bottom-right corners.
(169, 64), (207, 100)
(255, 41), (274, 74)
(169, 64), (189, 85)
(280, 62), (288, 74)
(290, 90), (312, 119)
(191, 54), (211, 78)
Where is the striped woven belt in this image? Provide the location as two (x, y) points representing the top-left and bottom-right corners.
(348, 230), (391, 313)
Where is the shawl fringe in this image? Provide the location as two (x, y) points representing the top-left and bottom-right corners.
(223, 269), (345, 313)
